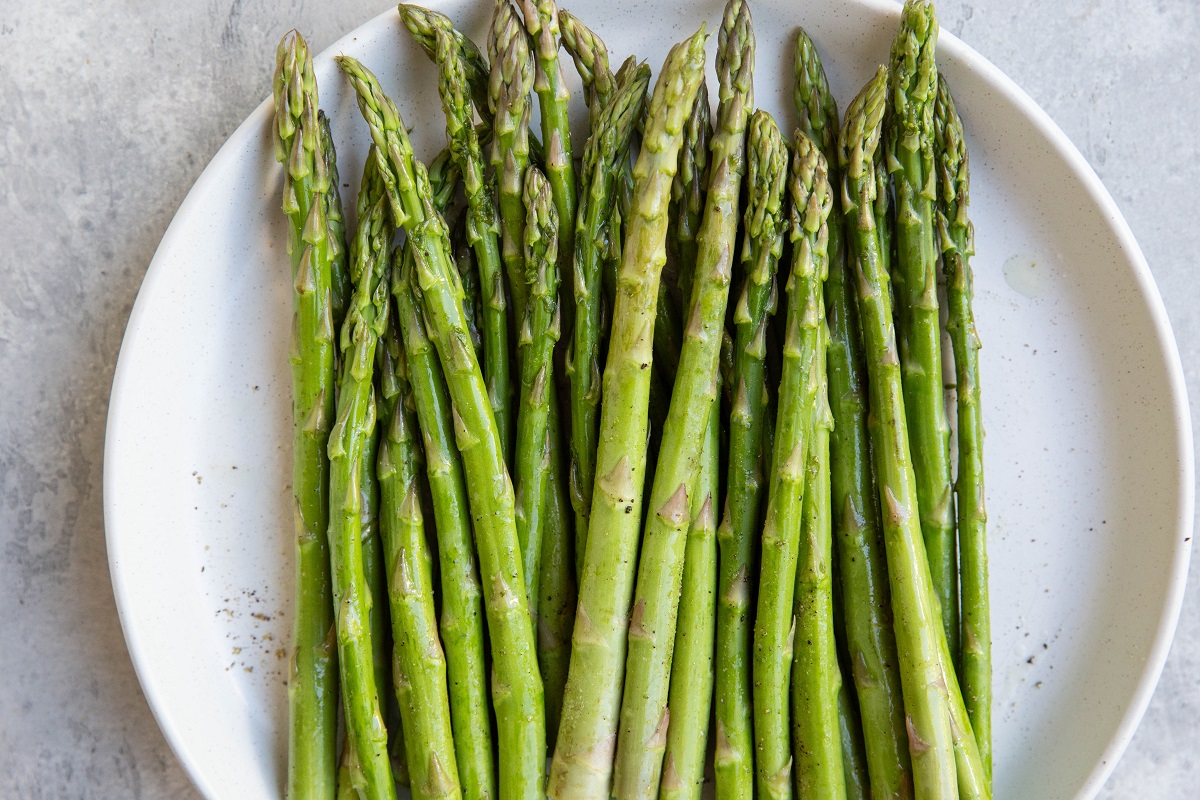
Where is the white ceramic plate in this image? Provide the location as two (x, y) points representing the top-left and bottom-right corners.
(104, 1), (1193, 798)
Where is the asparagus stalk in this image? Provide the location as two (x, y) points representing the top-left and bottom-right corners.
(558, 9), (616, 129)
(488, 0), (534, 324)
(336, 151), (395, 796)
(415, 24), (515, 467)
(713, 97), (786, 800)
(398, 4), (492, 128)
(355, 156), (392, 747)
(794, 27), (912, 798)
(612, 8), (751, 796)
(567, 63), (652, 584)
(671, 86), (712, 313)
(841, 66), (958, 800)
(490, 4), (579, 737)
(653, 82), (710, 389)
(752, 131), (830, 800)
(319, 111), (350, 335)
(272, 31), (339, 799)
(393, 250), (498, 800)
(338, 56), (545, 800)
(517, 0), (578, 343)
(658, 396), (719, 800)
(936, 75), (991, 783)
(451, 209), (485, 359)
(377, 294), (412, 791)
(327, 146), (396, 800)
(377, 282), (463, 800)
(887, 0), (959, 659)
(790, 316), (847, 799)
(514, 167), (561, 617)
(548, 29), (708, 800)
(837, 681), (872, 800)
(538, 436), (578, 745)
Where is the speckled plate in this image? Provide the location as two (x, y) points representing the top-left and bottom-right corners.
(103, 1), (1193, 798)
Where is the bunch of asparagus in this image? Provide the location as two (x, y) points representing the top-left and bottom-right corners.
(273, 1), (990, 798)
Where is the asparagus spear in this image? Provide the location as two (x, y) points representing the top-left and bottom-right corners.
(612, 8), (751, 795)
(335, 150), (396, 796)
(841, 66), (958, 800)
(794, 27), (912, 798)
(671, 85), (712, 314)
(413, 24), (515, 468)
(327, 145), (396, 800)
(713, 97), (786, 800)
(393, 249), (498, 800)
(887, 0), (959, 659)
(355, 154), (393, 750)
(517, 0), (577, 344)
(272, 31), (339, 799)
(451, 209), (485, 359)
(752, 131), (830, 800)
(514, 167), (561, 617)
(548, 29), (708, 800)
(790, 316), (847, 799)
(936, 76), (991, 782)
(658, 396), (719, 800)
(377, 280), (463, 800)
(377, 294), (412, 791)
(837, 681), (872, 800)
(318, 111), (350, 335)
(488, 0), (534, 325)
(558, 9), (615, 129)
(338, 55), (545, 800)
(398, 4), (492, 128)
(537, 436), (578, 745)
(567, 63), (652, 584)
(489, 4), (579, 737)
(653, 82), (710, 389)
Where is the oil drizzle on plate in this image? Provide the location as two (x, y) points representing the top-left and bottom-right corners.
(1004, 253), (1049, 299)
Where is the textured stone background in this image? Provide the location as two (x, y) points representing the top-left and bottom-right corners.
(1, 0), (1195, 797)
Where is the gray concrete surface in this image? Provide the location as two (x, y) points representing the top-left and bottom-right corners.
(1, 0), (1195, 797)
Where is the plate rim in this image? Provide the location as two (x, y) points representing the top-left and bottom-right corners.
(102, 2), (1195, 797)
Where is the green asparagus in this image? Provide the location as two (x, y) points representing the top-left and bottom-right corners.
(517, 0), (577, 344)
(394, 250), (498, 800)
(487, 0), (534, 326)
(836, 681), (872, 800)
(377, 279), (463, 800)
(795, 26), (911, 799)
(515, 166), (561, 617)
(273, 31), (339, 799)
(398, 4), (492, 128)
(653, 82), (710, 389)
(558, 9), (615, 129)
(548, 29), (708, 800)
(753, 130), (830, 800)
(714, 97), (786, 800)
(671, 84), (712, 314)
(417, 24), (515, 467)
(327, 144), (396, 800)
(567, 62), (651, 588)
(887, 0), (959, 659)
(319, 111), (349, 335)
(338, 55), (545, 800)
(612, 7), (750, 796)
(936, 75), (991, 783)
(355, 155), (392, 754)
(451, 209), (485, 359)
(538, 435), (578, 745)
(791, 316), (847, 799)
(658, 396), (719, 800)
(841, 65), (957, 800)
